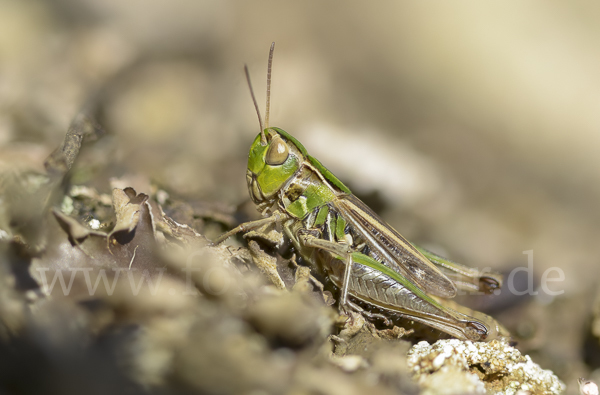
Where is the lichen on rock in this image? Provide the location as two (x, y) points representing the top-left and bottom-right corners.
(407, 339), (566, 395)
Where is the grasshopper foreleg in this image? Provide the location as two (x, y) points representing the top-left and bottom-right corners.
(213, 211), (283, 245)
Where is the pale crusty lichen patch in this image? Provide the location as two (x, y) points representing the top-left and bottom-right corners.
(407, 339), (565, 395)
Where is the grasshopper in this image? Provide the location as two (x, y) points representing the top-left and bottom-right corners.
(216, 43), (508, 342)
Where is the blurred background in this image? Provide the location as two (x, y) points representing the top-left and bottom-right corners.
(1, 0), (600, 393)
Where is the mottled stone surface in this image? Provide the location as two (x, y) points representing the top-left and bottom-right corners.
(408, 339), (565, 395)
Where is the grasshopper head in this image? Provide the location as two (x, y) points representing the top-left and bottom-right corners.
(246, 127), (307, 206)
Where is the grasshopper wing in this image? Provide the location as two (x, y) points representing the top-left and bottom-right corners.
(415, 246), (502, 294)
(334, 194), (457, 298)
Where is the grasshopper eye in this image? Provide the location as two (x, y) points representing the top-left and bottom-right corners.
(265, 135), (289, 165)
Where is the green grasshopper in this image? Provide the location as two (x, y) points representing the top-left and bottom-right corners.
(216, 43), (508, 342)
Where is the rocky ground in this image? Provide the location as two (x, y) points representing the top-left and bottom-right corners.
(1, 1), (600, 394)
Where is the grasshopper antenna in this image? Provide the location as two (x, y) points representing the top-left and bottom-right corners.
(244, 65), (266, 145)
(264, 42), (275, 131)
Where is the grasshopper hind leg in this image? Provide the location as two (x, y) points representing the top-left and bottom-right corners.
(297, 230), (508, 342)
(341, 254), (393, 327)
